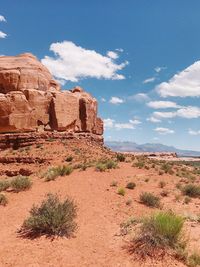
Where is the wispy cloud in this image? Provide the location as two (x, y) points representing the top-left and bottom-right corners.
(143, 77), (156, 84)
(188, 129), (200, 136)
(42, 41), (128, 83)
(154, 127), (174, 135)
(147, 100), (181, 109)
(129, 93), (150, 102)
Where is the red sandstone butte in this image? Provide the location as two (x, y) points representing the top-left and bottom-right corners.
(0, 53), (103, 135)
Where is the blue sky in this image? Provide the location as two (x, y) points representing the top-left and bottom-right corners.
(1, 0), (200, 150)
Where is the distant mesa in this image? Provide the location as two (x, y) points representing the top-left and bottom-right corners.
(0, 53), (103, 137)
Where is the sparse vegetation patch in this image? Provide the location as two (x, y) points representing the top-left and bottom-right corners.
(19, 194), (77, 238)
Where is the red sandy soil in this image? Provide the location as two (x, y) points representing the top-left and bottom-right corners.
(0, 140), (200, 267)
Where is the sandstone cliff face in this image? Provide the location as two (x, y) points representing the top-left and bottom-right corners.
(0, 53), (103, 136)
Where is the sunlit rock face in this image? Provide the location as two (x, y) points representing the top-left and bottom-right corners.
(0, 54), (103, 135)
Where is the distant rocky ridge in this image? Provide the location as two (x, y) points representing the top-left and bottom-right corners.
(106, 141), (200, 157)
(0, 53), (103, 148)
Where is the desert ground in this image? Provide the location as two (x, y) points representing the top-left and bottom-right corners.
(0, 139), (200, 267)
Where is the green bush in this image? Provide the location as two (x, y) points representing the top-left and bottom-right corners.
(133, 161), (145, 169)
(131, 211), (184, 257)
(140, 192), (160, 208)
(0, 180), (10, 192)
(44, 165), (73, 181)
(116, 153), (126, 162)
(161, 163), (173, 174)
(106, 160), (118, 169)
(126, 182), (136, 190)
(181, 184), (200, 198)
(96, 160), (117, 172)
(117, 187), (125, 196)
(0, 193), (8, 206)
(58, 165), (73, 176)
(10, 176), (32, 192)
(43, 167), (60, 181)
(95, 162), (107, 172)
(188, 252), (200, 267)
(19, 194), (77, 237)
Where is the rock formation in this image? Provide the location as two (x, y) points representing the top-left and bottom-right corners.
(0, 53), (103, 138)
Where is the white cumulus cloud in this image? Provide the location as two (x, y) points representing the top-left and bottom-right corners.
(107, 51), (118, 59)
(42, 41), (128, 83)
(154, 127), (174, 135)
(103, 118), (140, 130)
(0, 31), (7, 38)
(147, 101), (181, 109)
(129, 119), (141, 125)
(109, 96), (124, 104)
(151, 106), (200, 120)
(0, 15), (6, 22)
(156, 61), (200, 97)
(147, 116), (161, 123)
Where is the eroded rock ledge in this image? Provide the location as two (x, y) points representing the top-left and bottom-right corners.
(0, 53), (103, 146)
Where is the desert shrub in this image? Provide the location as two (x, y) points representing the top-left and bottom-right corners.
(133, 161), (145, 169)
(106, 160), (118, 169)
(65, 156), (73, 162)
(19, 194), (77, 237)
(117, 187), (125, 196)
(96, 160), (117, 172)
(44, 165), (73, 181)
(58, 165), (73, 176)
(187, 252), (200, 267)
(131, 211), (184, 258)
(10, 176), (32, 192)
(96, 162), (107, 172)
(140, 192), (160, 208)
(0, 180), (10, 192)
(120, 216), (139, 235)
(126, 182), (136, 190)
(43, 167), (60, 181)
(161, 163), (173, 174)
(116, 153), (126, 162)
(0, 193), (8, 206)
(181, 184), (200, 198)
(159, 181), (166, 188)
(144, 178), (149, 182)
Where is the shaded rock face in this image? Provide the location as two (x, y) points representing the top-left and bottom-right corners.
(0, 53), (103, 136)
